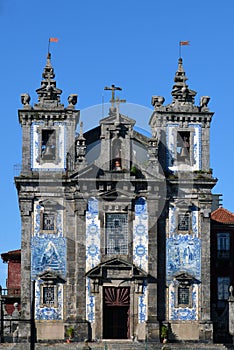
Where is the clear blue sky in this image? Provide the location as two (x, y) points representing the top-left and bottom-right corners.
(0, 0), (234, 286)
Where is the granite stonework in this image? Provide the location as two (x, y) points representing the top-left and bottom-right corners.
(15, 54), (217, 343)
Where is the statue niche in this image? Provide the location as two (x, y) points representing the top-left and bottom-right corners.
(112, 138), (122, 171)
(177, 131), (190, 164)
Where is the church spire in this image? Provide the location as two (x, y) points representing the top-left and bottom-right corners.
(171, 58), (196, 105)
(35, 53), (63, 108)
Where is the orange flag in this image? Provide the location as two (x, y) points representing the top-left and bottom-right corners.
(180, 41), (190, 46)
(49, 38), (59, 42)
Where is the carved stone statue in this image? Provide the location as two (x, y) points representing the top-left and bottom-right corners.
(67, 94), (78, 108)
(151, 96), (165, 109)
(200, 96), (210, 110)
(21, 93), (31, 106)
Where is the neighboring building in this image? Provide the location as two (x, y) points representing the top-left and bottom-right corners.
(211, 207), (234, 343)
(1, 249), (21, 315)
(14, 53), (218, 342)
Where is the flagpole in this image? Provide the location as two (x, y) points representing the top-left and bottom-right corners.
(48, 39), (50, 55)
(179, 41), (181, 58)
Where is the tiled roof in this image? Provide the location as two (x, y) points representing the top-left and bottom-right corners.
(211, 207), (234, 224)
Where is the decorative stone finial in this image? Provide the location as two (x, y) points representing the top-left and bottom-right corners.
(171, 58), (196, 105)
(67, 94), (78, 108)
(21, 93), (31, 109)
(200, 96), (210, 110)
(35, 53), (63, 108)
(151, 96), (165, 109)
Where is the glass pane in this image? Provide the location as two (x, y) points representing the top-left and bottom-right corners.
(217, 277), (230, 300)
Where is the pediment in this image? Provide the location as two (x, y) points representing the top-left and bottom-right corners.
(100, 113), (136, 126)
(38, 270), (66, 283)
(175, 272), (199, 284)
(70, 163), (103, 180)
(39, 199), (62, 210)
(98, 187), (136, 200)
(86, 257), (147, 280)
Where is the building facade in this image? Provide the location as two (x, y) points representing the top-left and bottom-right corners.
(15, 53), (217, 342)
(211, 207), (234, 343)
(0, 249), (21, 315)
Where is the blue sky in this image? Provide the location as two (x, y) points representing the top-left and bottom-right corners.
(0, 0), (234, 286)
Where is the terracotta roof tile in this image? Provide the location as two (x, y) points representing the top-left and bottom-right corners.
(211, 207), (234, 224)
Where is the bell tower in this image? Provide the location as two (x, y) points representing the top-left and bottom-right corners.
(15, 53), (79, 341)
(19, 53), (79, 174)
(149, 58), (217, 341)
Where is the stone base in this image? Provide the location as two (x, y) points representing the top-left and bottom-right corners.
(136, 322), (146, 341)
(146, 319), (160, 341)
(169, 321), (199, 341)
(199, 321), (213, 342)
(18, 321), (31, 342)
(74, 320), (91, 341)
(36, 321), (64, 340)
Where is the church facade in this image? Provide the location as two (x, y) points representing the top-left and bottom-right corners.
(15, 53), (217, 342)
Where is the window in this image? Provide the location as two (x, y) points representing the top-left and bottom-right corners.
(217, 233), (230, 259)
(178, 213), (190, 232)
(217, 277), (230, 300)
(41, 129), (56, 160)
(43, 286), (55, 306)
(178, 286), (190, 306)
(40, 211), (56, 233)
(42, 213), (55, 231)
(174, 273), (193, 308)
(176, 131), (191, 164)
(106, 213), (128, 254)
(112, 139), (122, 171)
(40, 284), (58, 307)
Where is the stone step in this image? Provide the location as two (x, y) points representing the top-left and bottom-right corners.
(0, 341), (231, 350)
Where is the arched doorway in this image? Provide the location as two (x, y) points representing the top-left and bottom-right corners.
(103, 287), (130, 339)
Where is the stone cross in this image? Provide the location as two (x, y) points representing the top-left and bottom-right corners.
(104, 84), (122, 106)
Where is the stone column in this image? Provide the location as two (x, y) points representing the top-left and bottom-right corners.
(199, 205), (213, 342)
(18, 199), (33, 342)
(21, 121), (32, 175)
(146, 198), (160, 342)
(74, 198), (90, 341)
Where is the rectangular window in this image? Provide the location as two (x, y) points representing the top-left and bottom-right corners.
(217, 277), (230, 300)
(217, 233), (230, 259)
(178, 214), (190, 232)
(41, 129), (56, 160)
(42, 213), (55, 231)
(178, 286), (190, 306)
(106, 213), (128, 255)
(43, 286), (55, 306)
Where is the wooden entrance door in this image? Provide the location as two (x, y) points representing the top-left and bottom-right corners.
(103, 287), (130, 339)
